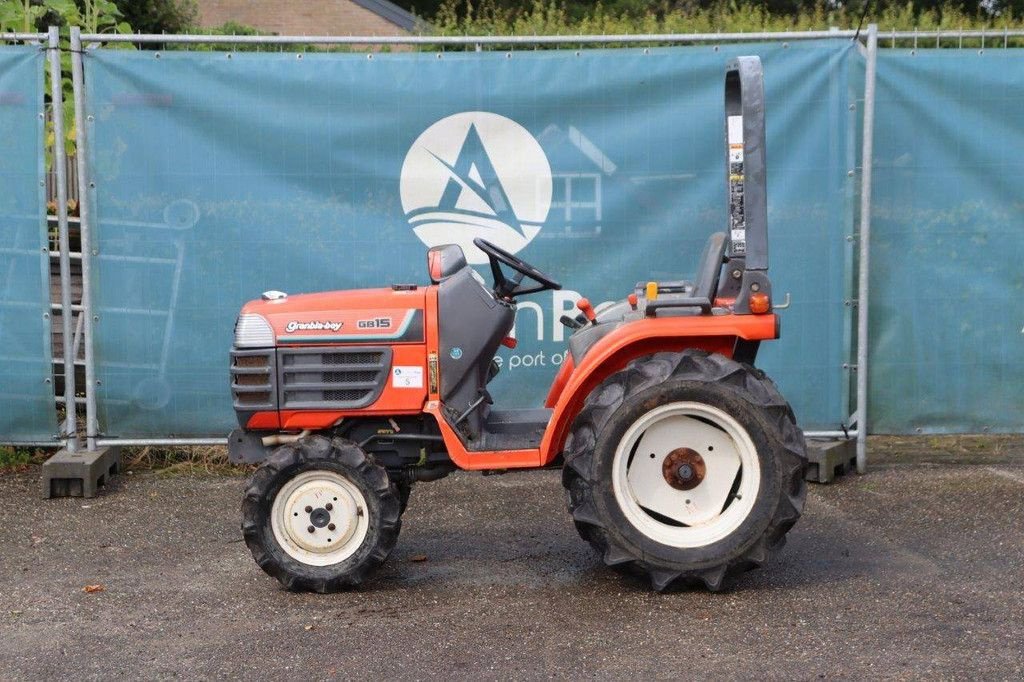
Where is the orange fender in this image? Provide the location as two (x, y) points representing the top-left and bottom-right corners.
(537, 314), (778, 466)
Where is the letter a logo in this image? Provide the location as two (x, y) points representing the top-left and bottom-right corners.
(400, 112), (552, 265)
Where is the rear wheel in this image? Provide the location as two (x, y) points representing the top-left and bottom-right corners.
(562, 350), (806, 592)
(241, 435), (401, 592)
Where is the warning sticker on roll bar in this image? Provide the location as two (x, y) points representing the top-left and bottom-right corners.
(727, 114), (746, 256)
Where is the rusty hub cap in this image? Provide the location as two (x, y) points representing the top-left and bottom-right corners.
(662, 447), (706, 491)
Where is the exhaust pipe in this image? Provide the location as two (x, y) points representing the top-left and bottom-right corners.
(261, 429), (311, 447)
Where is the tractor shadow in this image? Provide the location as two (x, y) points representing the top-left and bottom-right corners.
(365, 508), (881, 596)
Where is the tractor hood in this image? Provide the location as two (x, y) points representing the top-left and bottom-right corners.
(235, 287), (426, 347)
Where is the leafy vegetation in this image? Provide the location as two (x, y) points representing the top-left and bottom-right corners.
(166, 20), (277, 52)
(426, 1), (1024, 37)
(0, 447), (42, 471)
(406, 0), (1024, 28)
(0, 0), (191, 35)
(0, 1), (134, 164)
(0, 0), (50, 33)
(5, 0), (1022, 43)
(0, 0), (131, 35)
(116, 0), (195, 35)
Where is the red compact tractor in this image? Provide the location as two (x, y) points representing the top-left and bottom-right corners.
(229, 57), (807, 593)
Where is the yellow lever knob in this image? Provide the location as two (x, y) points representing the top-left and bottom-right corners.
(645, 281), (658, 300)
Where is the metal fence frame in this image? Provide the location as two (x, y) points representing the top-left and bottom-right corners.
(16, 25), (1024, 458)
(48, 27), (78, 453)
(35, 25), (879, 463)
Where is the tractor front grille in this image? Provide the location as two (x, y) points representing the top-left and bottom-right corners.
(230, 349), (276, 410)
(278, 346), (392, 410)
(323, 351), (381, 365)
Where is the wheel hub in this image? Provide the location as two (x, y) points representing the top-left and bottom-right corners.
(309, 508), (331, 528)
(662, 447), (706, 491)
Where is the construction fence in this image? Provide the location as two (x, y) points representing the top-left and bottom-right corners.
(0, 26), (1021, 457)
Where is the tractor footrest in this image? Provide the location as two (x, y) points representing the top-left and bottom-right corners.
(804, 438), (856, 484)
(41, 447), (122, 499)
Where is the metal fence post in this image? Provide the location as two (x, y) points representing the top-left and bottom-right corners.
(69, 26), (98, 451)
(48, 26), (78, 452)
(855, 24), (877, 474)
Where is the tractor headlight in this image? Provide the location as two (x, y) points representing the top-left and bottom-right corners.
(233, 313), (275, 348)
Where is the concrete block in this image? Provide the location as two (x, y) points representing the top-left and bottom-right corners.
(41, 447), (121, 499)
(805, 438), (856, 484)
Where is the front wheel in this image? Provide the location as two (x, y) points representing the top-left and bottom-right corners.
(241, 435), (401, 592)
(562, 350), (807, 592)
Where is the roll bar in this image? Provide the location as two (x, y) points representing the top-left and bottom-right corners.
(719, 56), (771, 313)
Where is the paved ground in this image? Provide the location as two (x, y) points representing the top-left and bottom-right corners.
(2, 443), (1024, 680)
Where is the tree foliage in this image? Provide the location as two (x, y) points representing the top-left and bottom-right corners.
(114, 0), (196, 35)
(404, 0), (1024, 32)
(0, 0), (130, 34)
(0, 0), (197, 35)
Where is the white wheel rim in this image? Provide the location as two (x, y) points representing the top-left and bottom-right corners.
(270, 470), (370, 566)
(611, 401), (761, 549)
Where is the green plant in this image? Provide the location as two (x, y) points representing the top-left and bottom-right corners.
(0, 0), (134, 177)
(0, 0), (49, 33)
(48, 0), (130, 34)
(428, 0), (1024, 43)
(116, 0), (196, 35)
(0, 446), (38, 470)
(168, 20), (275, 52)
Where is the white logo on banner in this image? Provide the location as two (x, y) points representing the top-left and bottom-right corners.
(400, 112), (552, 265)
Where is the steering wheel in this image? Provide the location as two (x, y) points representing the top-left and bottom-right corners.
(473, 238), (562, 299)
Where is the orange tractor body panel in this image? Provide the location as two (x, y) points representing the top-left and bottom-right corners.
(241, 286), (427, 345)
(240, 286), (431, 431)
(424, 401), (543, 470)
(537, 312), (779, 466)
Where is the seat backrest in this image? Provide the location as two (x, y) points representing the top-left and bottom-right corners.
(692, 232), (728, 301)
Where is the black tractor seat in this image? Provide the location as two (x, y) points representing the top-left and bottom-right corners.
(641, 231), (727, 315)
(568, 232), (729, 362)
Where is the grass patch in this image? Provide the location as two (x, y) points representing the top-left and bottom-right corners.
(867, 434), (1024, 465)
(123, 445), (252, 476)
(0, 447), (45, 472)
(0, 444), (251, 476)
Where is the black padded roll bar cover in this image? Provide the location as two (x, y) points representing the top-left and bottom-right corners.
(725, 56), (768, 272)
(427, 244), (468, 283)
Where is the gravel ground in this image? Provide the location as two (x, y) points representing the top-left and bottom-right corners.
(1, 443), (1023, 680)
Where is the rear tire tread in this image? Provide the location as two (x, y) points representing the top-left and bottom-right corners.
(562, 349), (807, 592)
